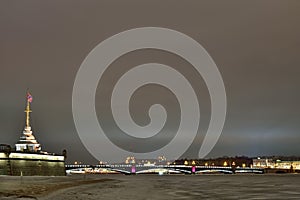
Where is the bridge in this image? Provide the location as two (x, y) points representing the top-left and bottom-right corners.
(65, 164), (264, 175)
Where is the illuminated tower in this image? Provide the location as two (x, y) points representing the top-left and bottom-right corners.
(15, 92), (41, 152)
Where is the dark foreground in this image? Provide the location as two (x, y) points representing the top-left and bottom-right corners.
(1, 174), (300, 199)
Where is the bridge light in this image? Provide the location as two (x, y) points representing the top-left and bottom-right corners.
(242, 163), (246, 168)
(184, 160), (188, 165)
(192, 161), (196, 165)
(192, 166), (196, 173)
(205, 163), (208, 166)
(223, 161), (228, 167)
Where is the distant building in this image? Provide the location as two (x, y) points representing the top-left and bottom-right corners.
(253, 157), (300, 172)
(175, 156), (253, 167)
(252, 158), (275, 168)
(0, 92), (65, 176)
(276, 160), (300, 170)
(123, 156), (168, 165)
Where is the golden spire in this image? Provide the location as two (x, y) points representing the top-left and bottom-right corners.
(25, 92), (33, 127)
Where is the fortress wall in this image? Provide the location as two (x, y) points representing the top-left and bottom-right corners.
(10, 159), (65, 176)
(0, 153), (9, 175)
(0, 152), (65, 176)
(9, 152), (66, 176)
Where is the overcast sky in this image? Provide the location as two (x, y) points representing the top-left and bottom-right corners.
(0, 0), (300, 164)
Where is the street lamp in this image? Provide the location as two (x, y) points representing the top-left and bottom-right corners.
(223, 161), (228, 167)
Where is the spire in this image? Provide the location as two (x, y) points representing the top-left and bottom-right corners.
(25, 91), (33, 127)
(15, 91), (41, 152)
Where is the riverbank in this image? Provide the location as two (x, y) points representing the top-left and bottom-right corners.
(1, 174), (300, 199)
(0, 175), (115, 199)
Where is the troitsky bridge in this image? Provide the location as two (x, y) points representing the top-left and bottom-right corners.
(65, 164), (264, 175)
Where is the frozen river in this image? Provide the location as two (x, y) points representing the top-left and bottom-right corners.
(40, 174), (300, 200)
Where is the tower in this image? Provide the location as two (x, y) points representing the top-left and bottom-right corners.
(15, 92), (41, 152)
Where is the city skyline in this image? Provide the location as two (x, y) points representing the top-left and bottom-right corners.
(1, 1), (300, 164)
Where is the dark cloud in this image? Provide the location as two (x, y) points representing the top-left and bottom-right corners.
(0, 0), (299, 164)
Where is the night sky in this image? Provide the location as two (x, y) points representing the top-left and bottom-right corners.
(1, 1), (300, 164)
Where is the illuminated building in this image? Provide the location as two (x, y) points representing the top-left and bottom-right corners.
(253, 157), (300, 170)
(0, 92), (65, 176)
(252, 157), (275, 168)
(123, 156), (168, 165)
